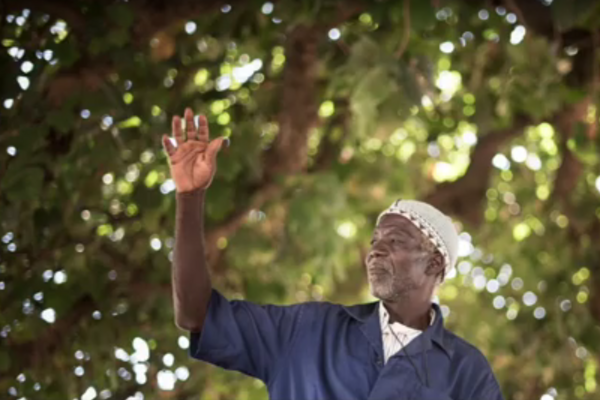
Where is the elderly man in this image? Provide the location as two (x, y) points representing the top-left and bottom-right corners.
(164, 109), (503, 400)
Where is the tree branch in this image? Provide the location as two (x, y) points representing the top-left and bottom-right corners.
(4, 294), (96, 373)
(550, 98), (589, 218)
(310, 99), (351, 172)
(263, 25), (320, 176)
(394, 0), (411, 59)
(499, 0), (555, 39)
(424, 115), (531, 226)
(204, 181), (281, 266)
(3, 242), (171, 375)
(204, 23), (324, 263)
(3, 16), (327, 374)
(318, 1), (366, 30)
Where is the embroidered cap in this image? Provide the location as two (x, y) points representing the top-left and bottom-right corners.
(376, 200), (458, 281)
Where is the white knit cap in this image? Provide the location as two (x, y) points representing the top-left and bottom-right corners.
(376, 199), (458, 281)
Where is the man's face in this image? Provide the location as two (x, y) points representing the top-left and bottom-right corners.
(365, 214), (435, 301)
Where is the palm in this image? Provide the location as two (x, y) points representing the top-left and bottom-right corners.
(162, 109), (227, 193)
(170, 141), (213, 192)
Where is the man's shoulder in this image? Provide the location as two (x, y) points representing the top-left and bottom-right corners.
(297, 300), (353, 314)
(290, 300), (377, 321)
(442, 329), (503, 397)
(228, 295), (366, 319)
(442, 329), (493, 366)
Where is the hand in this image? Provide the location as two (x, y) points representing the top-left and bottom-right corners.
(162, 108), (229, 193)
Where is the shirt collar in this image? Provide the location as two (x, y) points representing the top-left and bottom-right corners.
(342, 301), (454, 359)
(379, 302), (434, 334)
(425, 303), (454, 358)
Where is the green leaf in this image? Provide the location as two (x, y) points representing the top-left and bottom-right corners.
(1, 167), (44, 202)
(46, 108), (75, 134)
(351, 65), (398, 136)
(89, 37), (108, 55)
(3, 2), (600, 399)
(107, 29), (130, 47)
(117, 116), (141, 128)
(347, 37), (382, 70)
(0, 351), (10, 372)
(551, 0), (598, 30)
(107, 3), (135, 28)
(53, 37), (80, 67)
(410, 0), (436, 30)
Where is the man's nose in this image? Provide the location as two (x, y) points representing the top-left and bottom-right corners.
(367, 244), (387, 262)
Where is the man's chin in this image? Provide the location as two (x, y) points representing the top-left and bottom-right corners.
(368, 283), (396, 301)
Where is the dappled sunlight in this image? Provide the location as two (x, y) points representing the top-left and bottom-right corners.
(1, 1), (600, 399)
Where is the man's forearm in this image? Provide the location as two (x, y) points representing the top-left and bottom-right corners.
(173, 189), (212, 332)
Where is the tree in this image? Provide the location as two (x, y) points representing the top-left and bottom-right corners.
(1, 0), (600, 399)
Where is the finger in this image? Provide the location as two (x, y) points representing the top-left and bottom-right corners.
(184, 107), (196, 140)
(198, 114), (209, 142)
(206, 137), (229, 165)
(172, 116), (184, 145)
(162, 134), (176, 156)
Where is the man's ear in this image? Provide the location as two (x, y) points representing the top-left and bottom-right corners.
(426, 251), (444, 279)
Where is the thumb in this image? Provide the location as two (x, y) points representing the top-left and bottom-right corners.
(162, 134), (176, 156)
(206, 137), (229, 165)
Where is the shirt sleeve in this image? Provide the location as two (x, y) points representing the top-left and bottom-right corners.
(411, 386), (453, 400)
(471, 372), (504, 400)
(406, 375), (503, 400)
(409, 382), (502, 400)
(189, 289), (307, 383)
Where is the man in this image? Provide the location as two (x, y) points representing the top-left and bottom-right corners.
(163, 109), (504, 400)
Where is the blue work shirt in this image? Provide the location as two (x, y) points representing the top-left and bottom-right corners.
(190, 289), (503, 400)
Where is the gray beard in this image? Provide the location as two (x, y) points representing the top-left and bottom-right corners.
(368, 274), (400, 301)
(368, 273), (417, 301)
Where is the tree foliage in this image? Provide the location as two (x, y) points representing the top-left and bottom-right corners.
(1, 0), (600, 399)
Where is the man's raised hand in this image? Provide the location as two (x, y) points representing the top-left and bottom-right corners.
(162, 108), (229, 193)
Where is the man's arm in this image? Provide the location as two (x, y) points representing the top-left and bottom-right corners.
(162, 108), (227, 332)
(164, 109), (307, 384)
(172, 188), (211, 332)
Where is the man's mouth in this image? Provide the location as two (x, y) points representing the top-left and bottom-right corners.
(368, 267), (389, 276)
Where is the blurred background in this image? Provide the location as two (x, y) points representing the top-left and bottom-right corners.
(1, 0), (600, 399)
